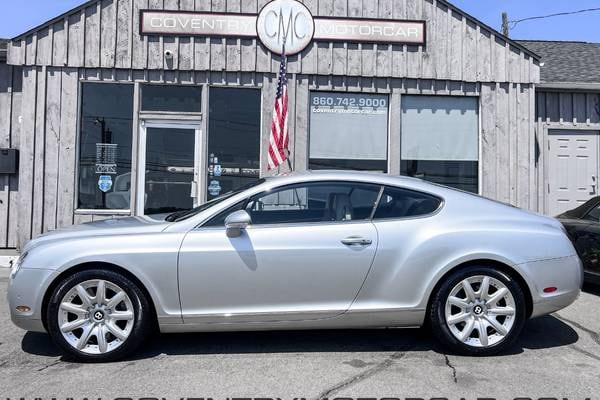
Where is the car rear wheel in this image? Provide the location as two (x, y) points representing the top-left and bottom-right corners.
(46, 269), (152, 362)
(430, 266), (527, 356)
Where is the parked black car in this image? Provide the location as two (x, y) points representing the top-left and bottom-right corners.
(558, 196), (600, 284)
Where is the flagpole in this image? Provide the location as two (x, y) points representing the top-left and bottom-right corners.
(282, 31), (293, 173)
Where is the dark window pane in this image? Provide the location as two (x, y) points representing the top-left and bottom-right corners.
(141, 84), (201, 112)
(207, 87), (261, 200)
(309, 158), (387, 172)
(78, 83), (134, 210)
(246, 182), (380, 225)
(374, 185), (442, 219)
(144, 127), (195, 214)
(401, 160), (478, 193)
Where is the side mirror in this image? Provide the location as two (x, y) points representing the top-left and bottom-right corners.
(224, 210), (251, 238)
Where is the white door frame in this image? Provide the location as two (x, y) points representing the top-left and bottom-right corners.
(136, 119), (203, 216)
(543, 126), (600, 215)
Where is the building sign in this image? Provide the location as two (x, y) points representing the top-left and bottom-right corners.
(314, 18), (425, 44)
(256, 0), (314, 55)
(95, 143), (118, 174)
(140, 12), (257, 37)
(140, 0), (425, 54)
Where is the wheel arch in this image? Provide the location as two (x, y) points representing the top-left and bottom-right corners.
(425, 259), (534, 321)
(40, 261), (159, 331)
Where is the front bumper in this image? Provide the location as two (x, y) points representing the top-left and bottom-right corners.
(519, 255), (583, 318)
(8, 268), (54, 332)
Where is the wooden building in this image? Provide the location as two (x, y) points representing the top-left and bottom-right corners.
(0, 0), (542, 249)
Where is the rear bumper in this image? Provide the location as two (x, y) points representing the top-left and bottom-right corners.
(520, 255), (583, 318)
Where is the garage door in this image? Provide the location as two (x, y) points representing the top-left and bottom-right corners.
(547, 129), (599, 216)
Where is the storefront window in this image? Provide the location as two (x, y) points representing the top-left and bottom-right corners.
(401, 95), (479, 193)
(207, 87), (261, 200)
(141, 84), (202, 113)
(77, 83), (134, 210)
(309, 92), (388, 172)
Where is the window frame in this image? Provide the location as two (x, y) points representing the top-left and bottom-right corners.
(307, 90), (391, 173)
(199, 180), (445, 229)
(139, 83), (203, 116)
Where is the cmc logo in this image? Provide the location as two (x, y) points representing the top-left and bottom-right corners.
(256, 0), (315, 55)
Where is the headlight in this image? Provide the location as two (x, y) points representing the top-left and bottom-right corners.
(10, 251), (27, 279)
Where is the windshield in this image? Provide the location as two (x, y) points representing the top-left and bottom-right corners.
(165, 179), (266, 222)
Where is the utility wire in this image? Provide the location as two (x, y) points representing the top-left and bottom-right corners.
(508, 7), (600, 30)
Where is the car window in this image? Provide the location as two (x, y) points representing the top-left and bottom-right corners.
(373, 185), (442, 219)
(243, 182), (381, 225)
(584, 204), (600, 222)
(203, 201), (246, 227)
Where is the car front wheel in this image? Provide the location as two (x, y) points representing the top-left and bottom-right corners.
(46, 269), (152, 362)
(430, 266), (527, 356)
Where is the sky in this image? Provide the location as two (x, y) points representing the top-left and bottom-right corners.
(0, 0), (598, 42)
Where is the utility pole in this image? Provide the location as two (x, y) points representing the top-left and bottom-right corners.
(502, 12), (509, 36)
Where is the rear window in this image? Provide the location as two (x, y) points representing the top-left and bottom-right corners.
(373, 186), (442, 219)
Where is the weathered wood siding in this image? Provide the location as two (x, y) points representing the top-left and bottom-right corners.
(0, 64), (22, 248)
(2, 0), (541, 248)
(7, 0), (539, 83)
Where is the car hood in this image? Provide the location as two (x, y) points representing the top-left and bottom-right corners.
(22, 214), (172, 253)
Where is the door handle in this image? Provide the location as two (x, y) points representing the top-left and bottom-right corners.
(341, 236), (373, 246)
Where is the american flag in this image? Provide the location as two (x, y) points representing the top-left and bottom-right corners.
(267, 50), (289, 170)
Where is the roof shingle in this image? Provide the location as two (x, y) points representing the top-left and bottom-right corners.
(517, 40), (600, 84)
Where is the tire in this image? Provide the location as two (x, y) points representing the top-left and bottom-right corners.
(46, 269), (152, 362)
(429, 266), (527, 356)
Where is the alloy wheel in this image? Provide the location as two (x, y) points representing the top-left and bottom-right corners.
(58, 279), (135, 354)
(444, 275), (516, 348)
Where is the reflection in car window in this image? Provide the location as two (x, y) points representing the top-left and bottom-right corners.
(203, 201), (246, 227)
(244, 182), (380, 225)
(165, 179), (265, 222)
(584, 204), (600, 222)
(373, 186), (441, 219)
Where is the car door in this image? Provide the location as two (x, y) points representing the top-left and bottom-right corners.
(177, 181), (382, 323)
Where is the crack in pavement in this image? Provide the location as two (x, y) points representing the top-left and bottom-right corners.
(444, 354), (458, 383)
(569, 344), (600, 362)
(313, 352), (406, 399)
(555, 313), (600, 347)
(36, 359), (62, 372)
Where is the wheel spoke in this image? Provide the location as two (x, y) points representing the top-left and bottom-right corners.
(479, 277), (491, 300)
(448, 296), (469, 309)
(477, 320), (489, 346)
(447, 312), (471, 325)
(76, 324), (94, 350)
(486, 287), (508, 306)
(484, 315), (508, 336)
(111, 310), (134, 321)
(96, 326), (108, 353)
(75, 285), (93, 308)
(459, 317), (476, 342)
(95, 280), (106, 305)
(60, 318), (88, 333)
(107, 291), (126, 309)
(462, 280), (476, 301)
(488, 306), (515, 316)
(105, 320), (128, 341)
(60, 302), (87, 315)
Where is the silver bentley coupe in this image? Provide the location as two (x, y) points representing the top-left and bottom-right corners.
(8, 171), (582, 361)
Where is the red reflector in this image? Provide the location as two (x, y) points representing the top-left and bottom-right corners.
(543, 287), (558, 293)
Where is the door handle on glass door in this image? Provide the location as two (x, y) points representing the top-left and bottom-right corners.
(341, 236), (372, 246)
(592, 176), (597, 194)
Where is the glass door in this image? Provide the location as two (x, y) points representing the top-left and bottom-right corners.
(137, 121), (202, 215)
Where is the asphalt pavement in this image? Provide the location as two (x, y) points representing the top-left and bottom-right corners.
(1, 267), (599, 399)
